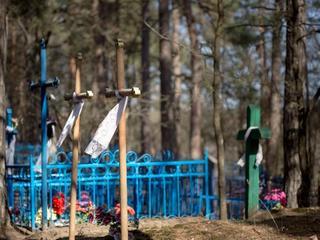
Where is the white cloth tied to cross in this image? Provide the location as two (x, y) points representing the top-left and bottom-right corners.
(85, 96), (128, 158)
(56, 100), (84, 147)
(237, 126), (263, 167)
(6, 126), (16, 175)
(35, 124), (58, 173)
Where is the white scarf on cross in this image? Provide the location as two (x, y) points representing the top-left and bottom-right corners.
(237, 126), (263, 167)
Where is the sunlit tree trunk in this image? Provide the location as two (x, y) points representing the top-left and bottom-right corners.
(183, 0), (202, 159)
(284, 0), (307, 208)
(257, 6), (271, 175)
(268, 0), (283, 177)
(159, 0), (177, 153)
(172, 1), (181, 158)
(212, 0), (227, 220)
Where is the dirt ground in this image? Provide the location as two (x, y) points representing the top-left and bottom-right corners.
(1, 208), (320, 240)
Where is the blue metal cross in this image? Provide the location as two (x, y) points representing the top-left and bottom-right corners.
(29, 38), (60, 229)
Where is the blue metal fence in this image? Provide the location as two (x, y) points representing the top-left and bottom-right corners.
(6, 148), (245, 230)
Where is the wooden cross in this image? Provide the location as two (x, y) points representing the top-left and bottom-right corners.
(64, 53), (93, 240)
(29, 38), (60, 230)
(237, 105), (271, 219)
(103, 39), (140, 240)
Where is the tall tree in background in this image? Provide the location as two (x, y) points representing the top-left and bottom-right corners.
(257, 5), (271, 174)
(284, 0), (308, 208)
(91, 0), (109, 136)
(140, 0), (152, 154)
(212, 0), (227, 220)
(159, 0), (177, 153)
(183, 0), (202, 159)
(5, 1), (45, 143)
(172, 0), (182, 158)
(0, 0), (10, 230)
(92, 0), (108, 100)
(268, 0), (283, 177)
(307, 87), (320, 206)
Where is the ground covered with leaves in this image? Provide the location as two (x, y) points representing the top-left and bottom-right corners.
(2, 208), (320, 240)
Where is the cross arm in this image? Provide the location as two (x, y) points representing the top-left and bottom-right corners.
(64, 90), (94, 101)
(237, 129), (247, 140)
(105, 87), (141, 98)
(29, 77), (60, 91)
(237, 127), (271, 140)
(260, 128), (271, 139)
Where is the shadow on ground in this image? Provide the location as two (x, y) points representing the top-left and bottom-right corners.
(253, 208), (320, 238)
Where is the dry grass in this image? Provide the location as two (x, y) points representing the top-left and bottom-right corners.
(2, 208), (320, 240)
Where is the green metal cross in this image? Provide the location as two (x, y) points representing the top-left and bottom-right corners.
(237, 105), (271, 219)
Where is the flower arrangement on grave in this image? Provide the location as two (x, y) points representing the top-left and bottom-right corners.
(95, 203), (138, 239)
(9, 207), (21, 223)
(262, 188), (287, 210)
(75, 191), (94, 223)
(35, 208), (57, 226)
(10, 207), (20, 217)
(35, 191), (65, 226)
(52, 192), (65, 217)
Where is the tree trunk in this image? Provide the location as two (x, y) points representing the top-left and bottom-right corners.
(140, 0), (152, 154)
(183, 0), (202, 159)
(257, 7), (271, 176)
(92, 0), (108, 95)
(172, 1), (181, 158)
(212, 0), (227, 220)
(268, 0), (283, 178)
(91, 0), (109, 137)
(308, 107), (319, 206)
(159, 0), (177, 153)
(284, 0), (307, 208)
(5, 17), (38, 143)
(0, 0), (10, 229)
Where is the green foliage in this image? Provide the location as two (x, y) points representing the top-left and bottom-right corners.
(225, 27), (259, 47)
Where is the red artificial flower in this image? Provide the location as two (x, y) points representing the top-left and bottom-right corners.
(52, 192), (65, 216)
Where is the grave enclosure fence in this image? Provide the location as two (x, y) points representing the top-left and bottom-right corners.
(6, 148), (244, 230)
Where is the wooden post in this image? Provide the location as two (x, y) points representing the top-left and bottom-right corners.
(67, 53), (93, 240)
(237, 105), (271, 219)
(102, 40), (140, 239)
(116, 39), (129, 240)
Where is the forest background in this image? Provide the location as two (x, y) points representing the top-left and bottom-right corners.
(0, 0), (320, 220)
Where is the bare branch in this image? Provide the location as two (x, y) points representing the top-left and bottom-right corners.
(249, 5), (276, 11)
(143, 20), (205, 58)
(297, 28), (320, 41)
(16, 18), (31, 44)
(225, 23), (273, 29)
(304, 22), (320, 27)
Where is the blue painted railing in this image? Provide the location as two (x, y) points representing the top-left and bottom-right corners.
(6, 148), (245, 230)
